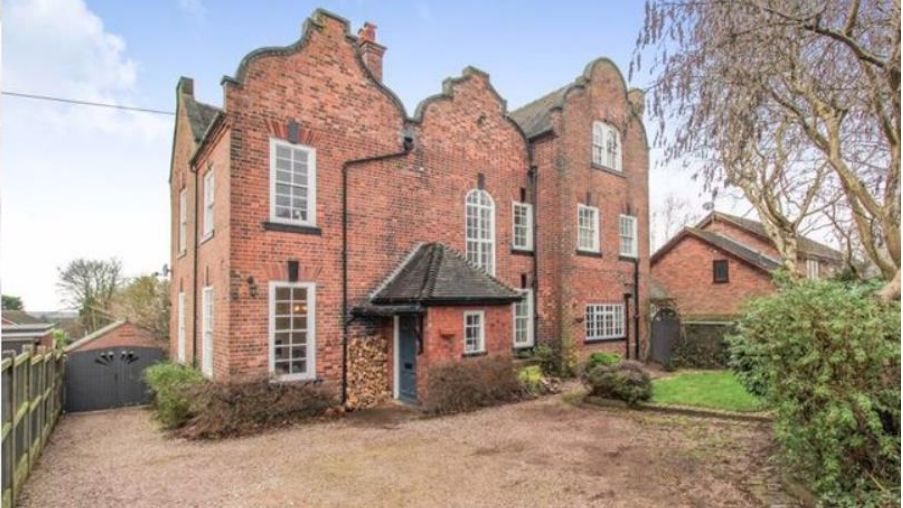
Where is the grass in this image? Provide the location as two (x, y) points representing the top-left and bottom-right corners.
(651, 370), (766, 413)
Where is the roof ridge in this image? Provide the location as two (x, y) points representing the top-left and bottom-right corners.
(421, 243), (442, 299)
(694, 228), (782, 264)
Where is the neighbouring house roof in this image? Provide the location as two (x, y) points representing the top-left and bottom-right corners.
(1, 322), (55, 340)
(508, 85), (569, 139)
(370, 243), (523, 306)
(652, 227), (783, 273)
(184, 96), (222, 143)
(698, 211), (843, 262)
(64, 320), (127, 353)
(1, 310), (47, 325)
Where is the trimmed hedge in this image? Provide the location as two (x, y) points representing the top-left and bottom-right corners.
(581, 360), (652, 406)
(728, 278), (900, 505)
(424, 356), (527, 414)
(144, 361), (207, 428)
(670, 323), (731, 369)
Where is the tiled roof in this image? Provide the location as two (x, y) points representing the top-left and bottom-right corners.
(184, 96), (222, 143)
(371, 243), (523, 305)
(687, 228), (783, 272)
(508, 85), (568, 139)
(1, 310), (46, 325)
(701, 212), (843, 261)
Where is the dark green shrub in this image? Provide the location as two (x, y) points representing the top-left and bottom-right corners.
(179, 381), (337, 439)
(728, 279), (900, 505)
(581, 360), (652, 406)
(144, 361), (207, 428)
(534, 340), (578, 378)
(424, 356), (527, 414)
(671, 323), (731, 369)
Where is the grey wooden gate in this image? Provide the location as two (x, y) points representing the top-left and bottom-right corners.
(650, 308), (680, 365)
(64, 347), (164, 412)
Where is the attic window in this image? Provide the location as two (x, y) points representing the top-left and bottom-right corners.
(713, 260), (729, 283)
(592, 121), (622, 172)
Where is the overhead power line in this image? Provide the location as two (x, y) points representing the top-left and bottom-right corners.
(2, 91), (175, 115)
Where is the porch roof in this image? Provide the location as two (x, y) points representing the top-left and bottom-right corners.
(369, 243), (523, 306)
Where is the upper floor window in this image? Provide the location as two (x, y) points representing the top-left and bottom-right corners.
(577, 204), (600, 253)
(713, 259), (730, 283)
(270, 139), (316, 226)
(806, 258), (820, 280)
(466, 189), (495, 275)
(203, 168), (215, 239)
(619, 215), (638, 258)
(178, 188), (187, 255)
(586, 303), (625, 341)
(592, 121), (622, 172)
(512, 201), (533, 251)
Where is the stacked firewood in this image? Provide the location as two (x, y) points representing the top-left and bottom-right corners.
(346, 334), (390, 409)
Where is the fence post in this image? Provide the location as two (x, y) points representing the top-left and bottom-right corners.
(2, 350), (15, 508)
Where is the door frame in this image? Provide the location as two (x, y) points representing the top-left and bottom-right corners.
(393, 315), (400, 399)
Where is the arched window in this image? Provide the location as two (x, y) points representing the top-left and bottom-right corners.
(465, 189), (495, 275)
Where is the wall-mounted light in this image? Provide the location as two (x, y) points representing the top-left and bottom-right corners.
(247, 276), (259, 299)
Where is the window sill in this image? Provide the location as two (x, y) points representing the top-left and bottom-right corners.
(462, 351), (488, 358)
(200, 231), (215, 245)
(618, 255), (638, 262)
(584, 337), (627, 344)
(713, 280), (729, 284)
(269, 375), (321, 384)
(591, 163), (625, 177)
(511, 247), (534, 256)
(576, 249), (603, 258)
(177, 251), (187, 260)
(262, 221), (322, 235)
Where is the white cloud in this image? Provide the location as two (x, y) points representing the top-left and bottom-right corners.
(2, 0), (173, 310)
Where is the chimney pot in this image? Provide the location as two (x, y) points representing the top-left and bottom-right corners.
(357, 22), (385, 81)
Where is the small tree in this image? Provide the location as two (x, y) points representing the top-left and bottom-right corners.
(2, 295), (23, 311)
(111, 275), (170, 340)
(57, 258), (122, 334)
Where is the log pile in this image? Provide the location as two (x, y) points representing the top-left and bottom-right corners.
(346, 334), (390, 409)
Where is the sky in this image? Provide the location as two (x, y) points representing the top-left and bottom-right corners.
(2, 0), (749, 311)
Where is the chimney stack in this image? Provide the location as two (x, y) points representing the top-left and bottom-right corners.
(357, 22), (386, 81)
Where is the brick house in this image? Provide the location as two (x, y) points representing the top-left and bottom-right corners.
(169, 9), (650, 406)
(651, 211), (843, 320)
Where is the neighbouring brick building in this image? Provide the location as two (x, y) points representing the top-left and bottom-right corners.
(651, 211), (843, 320)
(169, 9), (650, 405)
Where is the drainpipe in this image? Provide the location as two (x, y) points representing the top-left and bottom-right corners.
(633, 257), (640, 360)
(527, 153), (539, 348)
(341, 131), (414, 406)
(623, 292), (631, 359)
(191, 163), (200, 369)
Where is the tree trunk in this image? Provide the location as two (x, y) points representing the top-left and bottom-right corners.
(876, 269), (901, 301)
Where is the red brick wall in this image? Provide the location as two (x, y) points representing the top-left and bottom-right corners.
(651, 236), (775, 317)
(71, 322), (161, 353)
(537, 59), (650, 358)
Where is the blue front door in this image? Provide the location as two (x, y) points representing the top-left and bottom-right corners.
(398, 316), (418, 403)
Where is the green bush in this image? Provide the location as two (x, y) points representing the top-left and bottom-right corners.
(585, 352), (621, 370)
(179, 381), (337, 439)
(144, 361), (207, 429)
(534, 339), (578, 378)
(728, 278), (900, 505)
(671, 323), (731, 369)
(424, 356), (527, 414)
(581, 360), (652, 406)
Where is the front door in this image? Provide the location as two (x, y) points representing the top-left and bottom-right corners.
(398, 316), (418, 403)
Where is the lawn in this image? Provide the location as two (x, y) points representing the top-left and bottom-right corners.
(652, 370), (767, 413)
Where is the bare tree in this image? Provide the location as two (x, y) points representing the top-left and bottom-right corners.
(57, 258), (122, 333)
(110, 275), (170, 341)
(634, 0), (900, 296)
(651, 194), (700, 249)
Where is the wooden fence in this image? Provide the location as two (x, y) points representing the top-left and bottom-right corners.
(1, 346), (65, 508)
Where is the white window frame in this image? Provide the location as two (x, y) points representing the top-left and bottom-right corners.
(465, 189), (496, 275)
(512, 289), (534, 348)
(806, 258), (820, 280)
(178, 188), (187, 255)
(619, 214), (638, 258)
(463, 310), (486, 354)
(585, 303), (625, 341)
(269, 138), (317, 227)
(592, 121), (622, 172)
(202, 168), (215, 239)
(577, 204), (600, 253)
(268, 281), (317, 381)
(201, 286), (214, 377)
(177, 292), (186, 363)
(512, 201), (534, 251)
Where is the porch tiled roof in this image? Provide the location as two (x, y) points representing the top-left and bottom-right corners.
(370, 243), (522, 305)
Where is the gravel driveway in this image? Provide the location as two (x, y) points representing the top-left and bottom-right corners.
(18, 394), (793, 507)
